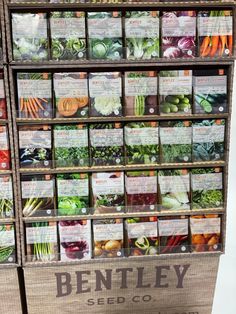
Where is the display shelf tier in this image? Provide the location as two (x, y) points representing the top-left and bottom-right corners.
(0, 170), (12, 175)
(0, 263), (19, 269)
(0, 119), (8, 125)
(0, 218), (16, 223)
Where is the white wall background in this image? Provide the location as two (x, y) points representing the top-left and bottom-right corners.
(212, 63), (236, 314)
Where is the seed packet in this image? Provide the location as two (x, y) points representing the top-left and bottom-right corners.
(50, 11), (86, 60)
(89, 72), (122, 117)
(21, 174), (55, 217)
(89, 123), (124, 166)
(19, 125), (52, 168)
(0, 72), (7, 120)
(159, 169), (190, 211)
(193, 69), (227, 114)
(192, 119), (225, 162)
(53, 124), (89, 168)
(190, 214), (221, 252)
(54, 72), (88, 118)
(17, 73), (52, 119)
(92, 172), (125, 214)
(125, 11), (159, 60)
(125, 71), (158, 116)
(93, 218), (124, 258)
(191, 168), (223, 210)
(159, 216), (189, 254)
(159, 70), (192, 115)
(0, 224), (15, 264)
(198, 11), (233, 58)
(125, 122), (159, 165)
(0, 175), (14, 218)
(0, 126), (10, 170)
(125, 171), (158, 212)
(25, 221), (58, 262)
(160, 121), (192, 163)
(125, 216), (158, 256)
(59, 220), (91, 262)
(87, 12), (123, 60)
(56, 173), (89, 216)
(162, 11), (196, 59)
(11, 13), (48, 61)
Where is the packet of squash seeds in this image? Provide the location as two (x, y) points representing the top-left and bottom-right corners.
(19, 125), (52, 168)
(26, 221), (58, 262)
(11, 13), (48, 61)
(125, 122), (159, 165)
(160, 121), (192, 163)
(192, 119), (225, 162)
(59, 220), (91, 262)
(0, 224), (15, 263)
(0, 175), (14, 218)
(87, 12), (123, 60)
(125, 71), (158, 116)
(89, 72), (122, 117)
(159, 216), (189, 254)
(0, 126), (10, 170)
(54, 72), (88, 118)
(125, 216), (158, 256)
(125, 170), (158, 212)
(89, 123), (124, 166)
(0, 72), (7, 120)
(50, 11), (86, 60)
(190, 214), (221, 252)
(158, 169), (190, 211)
(53, 124), (89, 168)
(191, 168), (223, 209)
(125, 11), (159, 60)
(17, 73), (52, 119)
(92, 172), (125, 214)
(93, 218), (124, 258)
(21, 174), (55, 217)
(159, 70), (192, 115)
(57, 173), (89, 216)
(193, 69), (227, 114)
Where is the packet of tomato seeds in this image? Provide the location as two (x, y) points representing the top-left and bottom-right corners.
(190, 214), (221, 252)
(0, 72), (7, 120)
(0, 126), (10, 170)
(0, 224), (15, 264)
(159, 216), (189, 254)
(93, 218), (124, 259)
(125, 216), (158, 256)
(59, 220), (91, 262)
(125, 170), (158, 212)
(0, 175), (14, 218)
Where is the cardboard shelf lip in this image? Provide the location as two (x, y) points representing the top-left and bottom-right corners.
(9, 58), (235, 69)
(22, 208), (224, 223)
(0, 263), (20, 269)
(0, 218), (16, 223)
(23, 251), (223, 268)
(0, 119), (8, 125)
(0, 169), (12, 175)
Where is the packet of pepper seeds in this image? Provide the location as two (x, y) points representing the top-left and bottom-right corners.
(125, 216), (158, 256)
(158, 216), (189, 254)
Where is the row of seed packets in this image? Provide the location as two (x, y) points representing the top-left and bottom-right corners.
(25, 214), (222, 263)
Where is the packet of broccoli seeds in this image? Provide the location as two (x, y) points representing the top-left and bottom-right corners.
(159, 216), (189, 254)
(53, 124), (89, 168)
(93, 218), (124, 259)
(0, 175), (14, 218)
(89, 123), (124, 166)
(50, 11), (86, 60)
(54, 72), (88, 118)
(87, 12), (123, 60)
(0, 224), (16, 264)
(193, 69), (227, 114)
(192, 119), (225, 162)
(125, 122), (159, 164)
(92, 172), (125, 215)
(158, 169), (190, 211)
(89, 72), (122, 117)
(159, 70), (192, 115)
(160, 121), (192, 163)
(125, 71), (158, 116)
(11, 13), (48, 61)
(56, 173), (89, 216)
(125, 217), (158, 256)
(125, 11), (159, 60)
(191, 168), (223, 209)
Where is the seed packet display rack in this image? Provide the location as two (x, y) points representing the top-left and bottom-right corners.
(4, 0), (235, 269)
